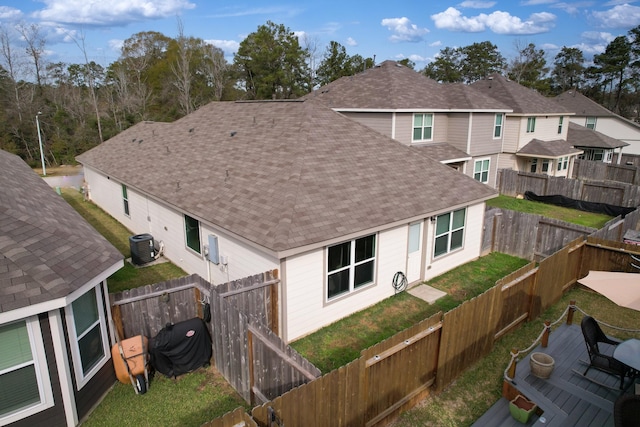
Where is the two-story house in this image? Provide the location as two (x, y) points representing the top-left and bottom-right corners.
(471, 74), (582, 177)
(555, 90), (640, 158)
(303, 60), (513, 188)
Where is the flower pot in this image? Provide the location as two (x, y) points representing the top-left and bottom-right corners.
(530, 352), (555, 378)
(509, 394), (537, 423)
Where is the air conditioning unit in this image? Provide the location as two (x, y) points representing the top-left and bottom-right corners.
(129, 234), (155, 265)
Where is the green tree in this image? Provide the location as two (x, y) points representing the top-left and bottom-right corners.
(460, 41), (506, 83)
(423, 47), (463, 82)
(551, 47), (585, 93)
(348, 54), (375, 74)
(593, 35), (631, 113)
(397, 58), (415, 69)
(507, 42), (550, 93)
(315, 41), (352, 86)
(234, 21), (310, 99)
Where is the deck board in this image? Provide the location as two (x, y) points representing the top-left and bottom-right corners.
(472, 323), (635, 427)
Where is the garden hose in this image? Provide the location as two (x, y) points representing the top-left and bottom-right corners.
(392, 271), (408, 294)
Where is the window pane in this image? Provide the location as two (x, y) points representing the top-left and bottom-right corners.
(423, 127), (432, 139)
(436, 213), (450, 235)
(451, 229), (464, 250)
(355, 235), (375, 262)
(424, 114), (433, 126)
(0, 322), (32, 371)
(481, 171), (488, 182)
(483, 159), (490, 169)
(434, 235), (449, 257)
(413, 128), (422, 140)
(474, 161), (482, 173)
(72, 290), (99, 335)
(328, 241), (350, 271)
(413, 114), (423, 127)
(328, 270), (349, 298)
(495, 114), (502, 125)
(408, 223), (421, 253)
(0, 365), (39, 416)
(78, 325), (104, 374)
(354, 260), (374, 288)
(452, 209), (465, 229)
(121, 184), (127, 198)
(185, 215), (201, 253)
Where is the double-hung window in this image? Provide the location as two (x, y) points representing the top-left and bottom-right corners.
(0, 319), (53, 423)
(526, 117), (536, 133)
(586, 117), (596, 130)
(557, 116), (564, 134)
(493, 114), (503, 138)
(122, 184), (130, 216)
(327, 234), (376, 300)
(474, 159), (490, 183)
(184, 214), (201, 254)
(434, 208), (466, 257)
(413, 113), (433, 142)
(68, 287), (109, 388)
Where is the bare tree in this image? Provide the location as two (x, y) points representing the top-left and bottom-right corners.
(171, 18), (194, 115)
(199, 43), (227, 101)
(17, 22), (46, 88)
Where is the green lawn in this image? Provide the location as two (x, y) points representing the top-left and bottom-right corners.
(486, 194), (613, 229)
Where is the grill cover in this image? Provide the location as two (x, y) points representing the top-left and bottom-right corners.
(149, 317), (212, 377)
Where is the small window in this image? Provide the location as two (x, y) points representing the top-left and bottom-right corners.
(434, 208), (465, 258)
(413, 113), (433, 141)
(530, 158), (538, 173)
(526, 117), (536, 133)
(586, 117), (596, 130)
(542, 159), (549, 172)
(494, 114), (503, 138)
(557, 116), (564, 134)
(122, 184), (129, 216)
(327, 234), (376, 300)
(563, 156), (568, 170)
(474, 159), (490, 183)
(184, 214), (201, 254)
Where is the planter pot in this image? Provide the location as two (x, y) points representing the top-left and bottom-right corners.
(509, 394), (537, 424)
(530, 352), (555, 379)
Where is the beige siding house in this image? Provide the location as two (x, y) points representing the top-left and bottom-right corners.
(77, 100), (497, 342)
(304, 61), (513, 187)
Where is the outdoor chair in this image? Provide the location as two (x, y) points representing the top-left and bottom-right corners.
(614, 394), (640, 427)
(580, 316), (632, 390)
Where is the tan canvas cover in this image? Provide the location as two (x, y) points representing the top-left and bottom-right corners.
(578, 271), (640, 311)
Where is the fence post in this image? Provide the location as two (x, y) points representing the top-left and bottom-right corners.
(507, 347), (518, 379)
(541, 321), (550, 348)
(566, 301), (576, 325)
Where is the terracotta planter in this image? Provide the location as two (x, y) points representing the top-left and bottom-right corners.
(530, 352), (555, 378)
(509, 394), (537, 423)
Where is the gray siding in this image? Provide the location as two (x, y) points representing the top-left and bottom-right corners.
(341, 112), (393, 138)
(447, 113), (469, 152)
(469, 113), (503, 157)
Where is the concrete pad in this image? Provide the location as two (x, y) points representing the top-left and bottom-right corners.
(408, 284), (447, 304)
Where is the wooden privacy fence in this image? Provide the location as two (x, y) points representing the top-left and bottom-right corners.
(573, 158), (640, 186)
(497, 167), (640, 207)
(206, 236), (640, 427)
(110, 270), (320, 407)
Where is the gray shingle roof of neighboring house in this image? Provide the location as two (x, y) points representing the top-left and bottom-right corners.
(471, 74), (572, 115)
(77, 100), (497, 255)
(555, 90), (640, 129)
(411, 143), (471, 164)
(0, 150), (123, 314)
(304, 60), (512, 111)
(517, 139), (584, 158)
(567, 122), (629, 149)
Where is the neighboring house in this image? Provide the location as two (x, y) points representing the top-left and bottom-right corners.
(471, 74), (582, 177)
(567, 122), (628, 163)
(0, 150), (124, 427)
(76, 99), (497, 342)
(303, 60), (513, 188)
(555, 90), (640, 156)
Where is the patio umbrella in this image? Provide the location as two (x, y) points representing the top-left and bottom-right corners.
(578, 271), (640, 311)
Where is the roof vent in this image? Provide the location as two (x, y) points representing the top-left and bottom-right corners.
(230, 131), (237, 137)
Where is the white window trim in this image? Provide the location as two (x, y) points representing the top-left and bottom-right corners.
(0, 317), (54, 426)
(326, 235), (377, 302)
(184, 214), (202, 255)
(586, 117), (597, 130)
(122, 184), (130, 217)
(474, 158), (490, 183)
(433, 209), (466, 258)
(65, 286), (110, 390)
(493, 114), (503, 139)
(412, 113), (434, 143)
(526, 117), (536, 133)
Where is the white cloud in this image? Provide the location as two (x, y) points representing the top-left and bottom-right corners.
(346, 37), (357, 46)
(381, 17), (429, 43)
(108, 39), (124, 52)
(591, 4), (640, 29)
(431, 7), (556, 34)
(0, 6), (23, 21)
(458, 1), (496, 8)
(207, 39), (239, 55)
(33, 0), (195, 26)
(430, 40), (442, 47)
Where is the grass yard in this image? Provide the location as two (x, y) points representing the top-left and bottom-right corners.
(486, 194), (613, 229)
(291, 252), (530, 374)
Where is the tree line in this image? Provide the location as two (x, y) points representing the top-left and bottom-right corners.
(2, 20), (640, 168)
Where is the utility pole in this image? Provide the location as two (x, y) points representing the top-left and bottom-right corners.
(36, 111), (46, 176)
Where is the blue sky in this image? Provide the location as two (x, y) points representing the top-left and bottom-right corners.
(2, 0), (640, 70)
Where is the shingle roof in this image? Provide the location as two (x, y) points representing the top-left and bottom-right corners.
(554, 90), (616, 117)
(471, 74), (572, 115)
(567, 122), (629, 149)
(303, 60), (511, 111)
(411, 143), (471, 163)
(77, 100), (497, 254)
(517, 139), (583, 158)
(0, 150), (123, 314)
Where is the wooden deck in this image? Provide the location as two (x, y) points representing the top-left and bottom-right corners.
(472, 323), (637, 427)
